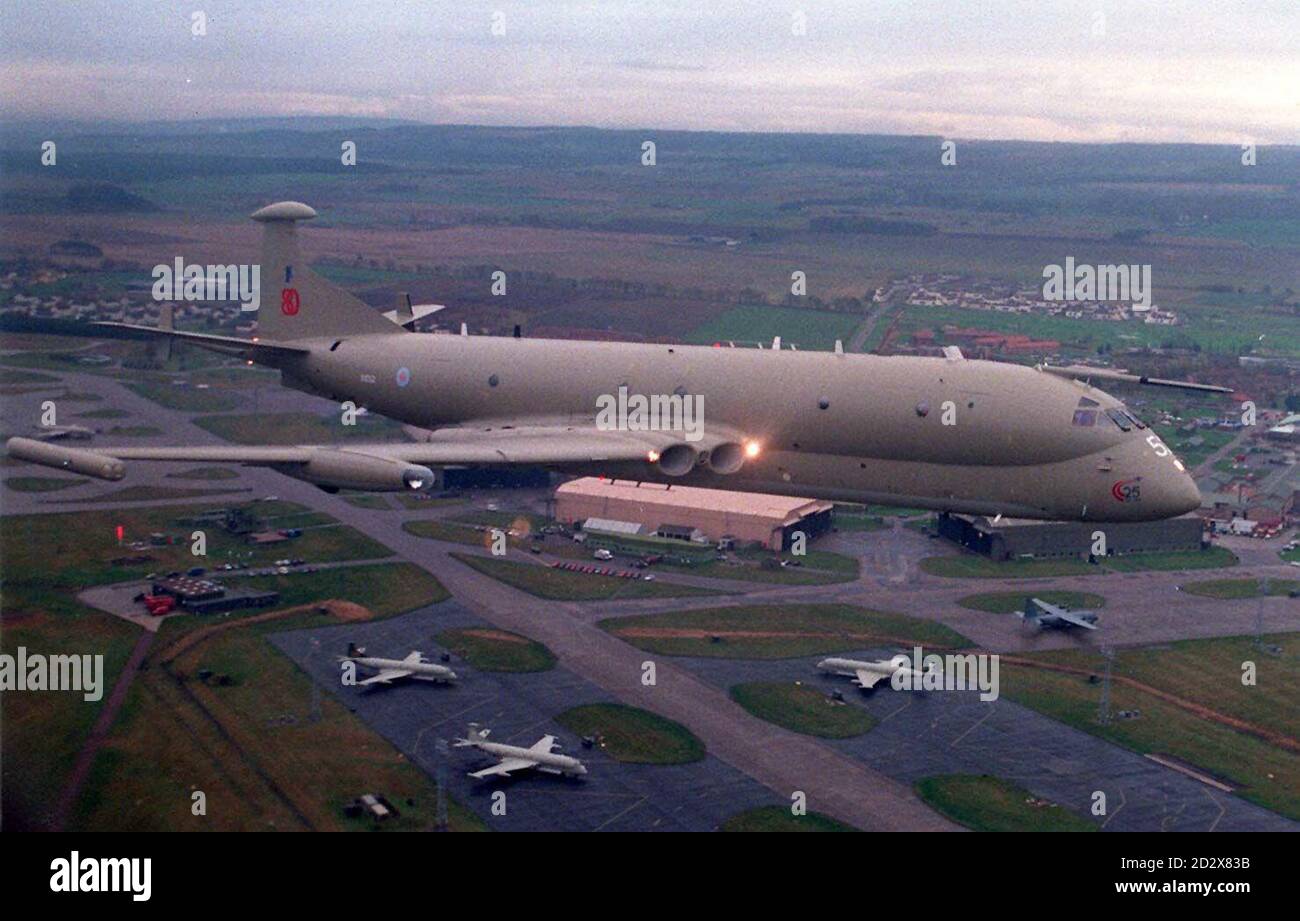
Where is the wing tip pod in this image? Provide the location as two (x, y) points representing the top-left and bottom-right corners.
(5, 436), (125, 480)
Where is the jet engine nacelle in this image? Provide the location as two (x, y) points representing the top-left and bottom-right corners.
(654, 439), (749, 476)
(285, 450), (436, 491)
(655, 442), (699, 477)
(705, 441), (746, 474)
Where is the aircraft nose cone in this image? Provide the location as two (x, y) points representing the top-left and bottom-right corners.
(1144, 459), (1202, 519)
(1168, 465), (1203, 516)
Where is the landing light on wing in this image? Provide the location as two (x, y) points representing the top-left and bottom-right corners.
(646, 449), (660, 463)
(744, 440), (761, 459)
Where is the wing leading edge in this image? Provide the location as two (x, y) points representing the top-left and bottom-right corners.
(4, 423), (667, 489)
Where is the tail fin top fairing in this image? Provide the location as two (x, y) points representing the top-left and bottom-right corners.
(250, 201), (398, 341)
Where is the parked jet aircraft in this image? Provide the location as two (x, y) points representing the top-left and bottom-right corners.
(1019, 597), (1100, 631)
(454, 724), (587, 779)
(5, 201), (1227, 523)
(817, 654), (931, 690)
(341, 648), (458, 685)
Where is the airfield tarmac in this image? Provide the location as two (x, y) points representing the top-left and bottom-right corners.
(269, 602), (785, 832)
(3, 361), (1298, 831)
(676, 651), (1297, 832)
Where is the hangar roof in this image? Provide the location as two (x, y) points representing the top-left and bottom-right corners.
(556, 477), (831, 524)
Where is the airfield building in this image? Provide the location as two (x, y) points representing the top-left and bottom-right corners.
(937, 513), (1206, 561)
(151, 576), (280, 614)
(554, 477), (832, 550)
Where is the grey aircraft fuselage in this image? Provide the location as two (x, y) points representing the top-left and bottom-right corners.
(271, 331), (1201, 523)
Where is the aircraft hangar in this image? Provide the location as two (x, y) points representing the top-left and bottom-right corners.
(936, 513), (1207, 561)
(554, 477), (833, 551)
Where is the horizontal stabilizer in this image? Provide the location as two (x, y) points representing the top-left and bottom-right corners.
(91, 322), (310, 358)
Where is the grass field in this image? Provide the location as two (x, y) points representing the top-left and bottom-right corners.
(1003, 633), (1300, 820)
(554, 703), (705, 764)
(830, 511), (888, 531)
(4, 475), (88, 492)
(395, 494), (467, 511)
(340, 493), (392, 510)
(224, 563), (447, 619)
(436, 627), (556, 672)
(403, 519), (497, 548)
(193, 411), (409, 445)
(0, 500), (430, 830)
(127, 382), (241, 412)
(878, 301), (1300, 359)
(74, 407), (130, 419)
(956, 591), (1106, 613)
(71, 589), (481, 832)
(655, 549), (859, 586)
(0, 501), (393, 594)
(1150, 424), (1238, 470)
(729, 681), (878, 738)
(0, 598), (140, 830)
(1181, 578), (1299, 599)
(451, 510), (552, 532)
(450, 552), (723, 600)
(720, 805), (856, 832)
(914, 775), (1096, 832)
(600, 603), (969, 658)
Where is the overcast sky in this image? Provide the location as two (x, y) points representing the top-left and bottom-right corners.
(2, 1), (1296, 143)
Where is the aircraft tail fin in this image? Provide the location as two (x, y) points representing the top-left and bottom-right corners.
(453, 723), (490, 747)
(250, 201), (398, 342)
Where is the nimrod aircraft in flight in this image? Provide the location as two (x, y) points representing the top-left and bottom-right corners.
(6, 201), (1228, 523)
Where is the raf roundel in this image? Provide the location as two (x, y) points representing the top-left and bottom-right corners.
(395, 366), (412, 388)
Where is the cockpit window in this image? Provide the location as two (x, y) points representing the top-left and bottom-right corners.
(1072, 409), (1097, 427)
(1078, 397), (1100, 408)
(1105, 409), (1133, 431)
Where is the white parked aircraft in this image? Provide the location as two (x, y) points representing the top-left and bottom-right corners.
(454, 724), (588, 780)
(1019, 597), (1099, 631)
(816, 654), (930, 690)
(341, 649), (458, 686)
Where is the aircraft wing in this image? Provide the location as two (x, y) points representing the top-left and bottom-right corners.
(854, 669), (890, 689)
(1039, 364), (1232, 394)
(386, 422), (676, 466)
(469, 757), (538, 779)
(5, 421), (671, 487)
(1053, 610), (1099, 630)
(528, 735), (558, 755)
(358, 668), (414, 685)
